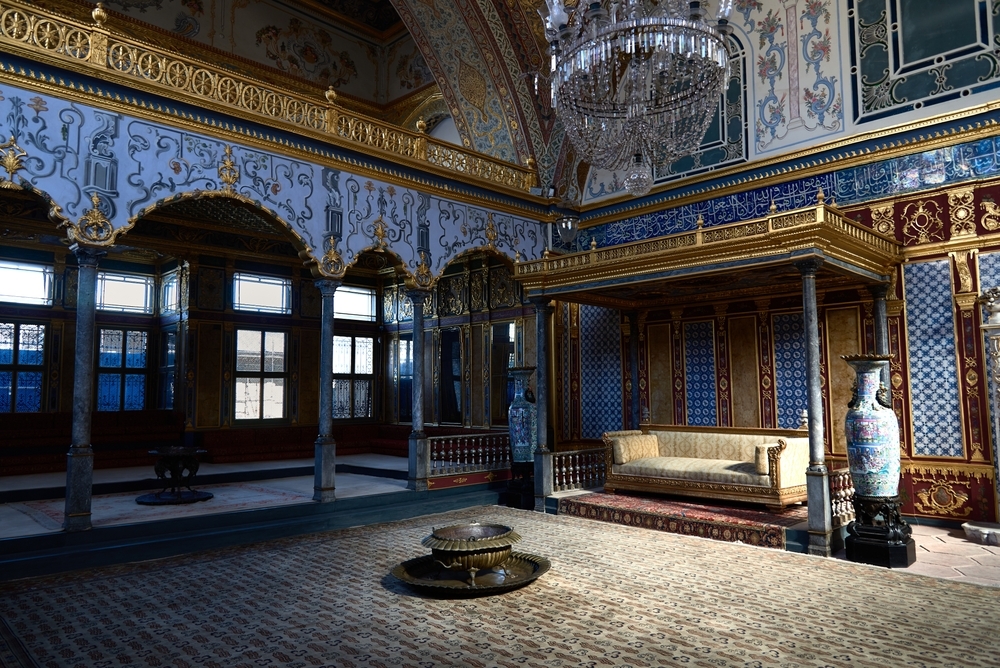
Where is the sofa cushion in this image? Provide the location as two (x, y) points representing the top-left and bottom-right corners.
(754, 444), (772, 475)
(649, 430), (776, 461)
(616, 456), (770, 487)
(611, 434), (659, 465)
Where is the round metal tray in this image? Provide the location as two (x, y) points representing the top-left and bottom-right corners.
(390, 551), (550, 596)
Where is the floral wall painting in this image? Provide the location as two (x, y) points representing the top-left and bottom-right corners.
(255, 20), (359, 88)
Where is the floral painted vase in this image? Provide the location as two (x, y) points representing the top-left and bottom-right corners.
(842, 355), (900, 498)
(508, 367), (537, 464)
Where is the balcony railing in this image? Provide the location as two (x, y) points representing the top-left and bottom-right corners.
(428, 432), (510, 478)
(551, 448), (606, 492)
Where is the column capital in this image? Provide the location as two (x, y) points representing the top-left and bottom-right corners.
(794, 258), (824, 277)
(70, 244), (106, 268)
(529, 296), (554, 312)
(868, 282), (890, 300)
(405, 286), (432, 300)
(314, 278), (342, 296)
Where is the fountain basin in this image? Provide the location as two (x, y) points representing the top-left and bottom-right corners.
(421, 523), (521, 572)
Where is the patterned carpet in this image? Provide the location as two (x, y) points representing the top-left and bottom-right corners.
(558, 492), (808, 549)
(1, 506), (997, 668)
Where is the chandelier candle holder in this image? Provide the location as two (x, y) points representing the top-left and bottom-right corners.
(841, 355), (916, 568)
(540, 0), (733, 197)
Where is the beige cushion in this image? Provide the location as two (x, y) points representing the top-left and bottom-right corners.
(649, 430), (776, 461)
(754, 443), (778, 475)
(611, 434), (659, 465)
(617, 457), (770, 487)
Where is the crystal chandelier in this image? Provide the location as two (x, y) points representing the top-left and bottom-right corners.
(540, 0), (733, 197)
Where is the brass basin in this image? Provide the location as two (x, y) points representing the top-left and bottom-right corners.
(421, 523), (522, 577)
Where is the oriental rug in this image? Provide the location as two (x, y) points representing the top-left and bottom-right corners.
(558, 492), (808, 549)
(1, 506), (997, 668)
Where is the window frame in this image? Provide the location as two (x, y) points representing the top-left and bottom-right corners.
(233, 328), (288, 422)
(0, 320), (47, 413)
(232, 272), (292, 315)
(96, 271), (156, 314)
(333, 285), (377, 322)
(95, 327), (150, 412)
(0, 260), (54, 306)
(332, 333), (376, 420)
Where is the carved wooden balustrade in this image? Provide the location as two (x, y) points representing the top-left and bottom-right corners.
(829, 467), (856, 528)
(551, 448), (606, 492)
(0, 0), (536, 195)
(428, 432), (510, 479)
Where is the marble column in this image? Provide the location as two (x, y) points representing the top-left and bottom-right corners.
(407, 288), (431, 491)
(532, 298), (553, 453)
(796, 259), (832, 557)
(870, 283), (891, 388)
(532, 298), (553, 512)
(63, 245), (105, 532)
(313, 279), (341, 502)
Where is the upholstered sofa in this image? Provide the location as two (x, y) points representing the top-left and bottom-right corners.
(602, 425), (810, 509)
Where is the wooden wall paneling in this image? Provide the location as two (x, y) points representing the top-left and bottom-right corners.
(471, 323), (484, 427)
(727, 316), (759, 428)
(620, 314), (633, 427)
(646, 323), (674, 425)
(755, 300), (776, 428)
(429, 327), (439, 425)
(637, 311), (649, 424)
(952, 250), (990, 463)
(196, 323), (222, 428)
(714, 306), (731, 427)
(220, 324), (233, 428)
(569, 302), (581, 441)
(462, 324), (471, 427)
(299, 327), (320, 425)
(670, 310), (686, 425)
(825, 306), (862, 456)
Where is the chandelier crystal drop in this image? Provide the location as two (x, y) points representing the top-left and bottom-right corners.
(541, 0), (733, 198)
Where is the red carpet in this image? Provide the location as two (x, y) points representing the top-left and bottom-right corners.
(557, 492), (808, 549)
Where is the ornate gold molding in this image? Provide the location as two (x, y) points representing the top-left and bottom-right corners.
(0, 135), (26, 188)
(903, 462), (995, 479)
(0, 0), (536, 196)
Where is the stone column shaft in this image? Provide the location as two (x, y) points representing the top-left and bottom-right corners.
(797, 259), (832, 557)
(408, 289), (431, 490)
(64, 245), (105, 532)
(534, 299), (553, 453)
(313, 279), (341, 502)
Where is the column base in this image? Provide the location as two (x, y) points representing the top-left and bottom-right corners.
(64, 446), (94, 532)
(313, 436), (336, 502)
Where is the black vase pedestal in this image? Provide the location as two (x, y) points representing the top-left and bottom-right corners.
(845, 494), (916, 568)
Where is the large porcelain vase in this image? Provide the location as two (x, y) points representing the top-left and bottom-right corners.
(843, 355), (900, 498)
(508, 367), (537, 464)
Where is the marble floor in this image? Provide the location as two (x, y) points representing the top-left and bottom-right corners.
(2, 460), (998, 587)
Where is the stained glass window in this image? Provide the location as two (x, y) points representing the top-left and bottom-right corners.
(0, 322), (45, 412)
(234, 329), (286, 420)
(159, 331), (177, 410)
(161, 271), (179, 314)
(331, 335), (374, 419)
(97, 328), (148, 411)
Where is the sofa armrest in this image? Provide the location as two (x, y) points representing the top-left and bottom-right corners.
(766, 437), (809, 489)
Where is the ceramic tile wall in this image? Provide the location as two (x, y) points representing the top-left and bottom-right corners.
(683, 321), (717, 426)
(904, 260), (964, 457)
(579, 305), (623, 439)
(772, 313), (808, 429)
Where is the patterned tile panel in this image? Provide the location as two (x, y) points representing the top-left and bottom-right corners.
(772, 313), (807, 430)
(684, 321), (717, 426)
(579, 305), (623, 439)
(904, 260), (964, 457)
